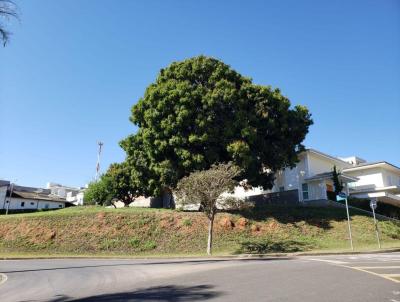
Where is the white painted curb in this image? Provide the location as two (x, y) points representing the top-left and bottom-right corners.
(0, 273), (7, 286)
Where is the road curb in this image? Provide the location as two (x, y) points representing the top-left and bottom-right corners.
(236, 247), (400, 258)
(0, 248), (398, 261)
(0, 273), (8, 286)
(291, 247), (400, 257)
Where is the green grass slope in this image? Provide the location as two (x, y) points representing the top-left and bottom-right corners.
(0, 206), (399, 257)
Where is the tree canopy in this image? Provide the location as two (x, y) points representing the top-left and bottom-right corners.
(175, 162), (245, 254)
(120, 56), (313, 196)
(332, 165), (344, 195)
(84, 162), (136, 206)
(0, 0), (18, 46)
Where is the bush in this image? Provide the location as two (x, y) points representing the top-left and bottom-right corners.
(182, 218), (192, 226)
(142, 240), (157, 250)
(237, 239), (315, 254)
(129, 237), (141, 248)
(380, 221), (400, 239)
(344, 198), (400, 219)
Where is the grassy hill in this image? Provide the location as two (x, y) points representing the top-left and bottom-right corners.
(0, 206), (399, 257)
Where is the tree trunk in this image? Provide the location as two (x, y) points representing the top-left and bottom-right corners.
(207, 215), (214, 255)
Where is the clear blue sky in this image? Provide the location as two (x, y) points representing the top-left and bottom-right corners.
(1, 0), (399, 188)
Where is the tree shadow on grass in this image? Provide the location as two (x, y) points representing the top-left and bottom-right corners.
(49, 284), (222, 302)
(235, 239), (314, 254)
(231, 205), (362, 230)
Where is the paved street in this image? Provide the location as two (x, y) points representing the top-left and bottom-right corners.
(0, 253), (399, 302)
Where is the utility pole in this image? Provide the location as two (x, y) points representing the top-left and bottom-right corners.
(5, 182), (14, 215)
(370, 199), (381, 249)
(344, 195), (354, 250)
(337, 192), (354, 250)
(95, 141), (104, 182)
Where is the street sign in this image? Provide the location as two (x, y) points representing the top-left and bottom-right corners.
(335, 191), (354, 250)
(369, 199), (381, 248)
(336, 192), (347, 202)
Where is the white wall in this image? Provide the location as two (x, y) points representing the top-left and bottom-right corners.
(381, 169), (400, 187)
(306, 181), (327, 201)
(228, 185), (265, 198)
(272, 153), (307, 193)
(272, 151), (352, 202)
(4, 198), (65, 210)
(5, 198), (38, 210)
(37, 200), (65, 209)
(66, 191), (84, 205)
(76, 192), (84, 205)
(0, 186), (7, 209)
(307, 152), (350, 177)
(346, 167), (384, 189)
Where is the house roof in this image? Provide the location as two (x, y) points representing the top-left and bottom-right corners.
(344, 161), (400, 173)
(305, 149), (353, 167)
(13, 185), (51, 194)
(12, 191), (68, 203)
(305, 172), (358, 182)
(0, 180), (10, 187)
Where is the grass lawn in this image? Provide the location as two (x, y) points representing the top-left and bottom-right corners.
(0, 205), (399, 258)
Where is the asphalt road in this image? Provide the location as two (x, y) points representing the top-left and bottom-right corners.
(0, 253), (399, 302)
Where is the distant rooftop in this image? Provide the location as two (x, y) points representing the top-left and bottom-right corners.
(12, 190), (68, 202)
(0, 180), (10, 187)
(344, 161), (400, 172)
(338, 156), (367, 166)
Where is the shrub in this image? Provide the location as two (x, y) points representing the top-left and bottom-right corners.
(237, 238), (315, 254)
(142, 240), (157, 250)
(129, 238), (141, 248)
(182, 218), (192, 226)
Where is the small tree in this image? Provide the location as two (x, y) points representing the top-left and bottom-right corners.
(106, 162), (137, 206)
(84, 162), (137, 206)
(175, 162), (246, 255)
(84, 177), (113, 206)
(332, 165), (343, 195)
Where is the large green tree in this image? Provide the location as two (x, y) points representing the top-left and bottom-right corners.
(121, 56), (313, 196)
(0, 0), (18, 46)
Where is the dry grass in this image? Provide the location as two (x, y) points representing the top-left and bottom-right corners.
(0, 206), (399, 256)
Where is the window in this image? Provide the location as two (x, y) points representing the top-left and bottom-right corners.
(279, 186), (285, 192)
(59, 205), (62, 208)
(21, 202), (25, 207)
(387, 175), (393, 186)
(30, 202), (34, 205)
(302, 183), (309, 200)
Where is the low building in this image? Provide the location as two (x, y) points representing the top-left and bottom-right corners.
(0, 180), (10, 207)
(46, 182), (85, 206)
(343, 162), (400, 206)
(0, 181), (71, 211)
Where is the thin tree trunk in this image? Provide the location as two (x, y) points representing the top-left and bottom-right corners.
(207, 215), (214, 255)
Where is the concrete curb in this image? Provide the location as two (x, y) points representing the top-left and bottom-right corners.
(235, 247), (400, 258)
(293, 247), (400, 256)
(0, 273), (8, 286)
(0, 248), (399, 261)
